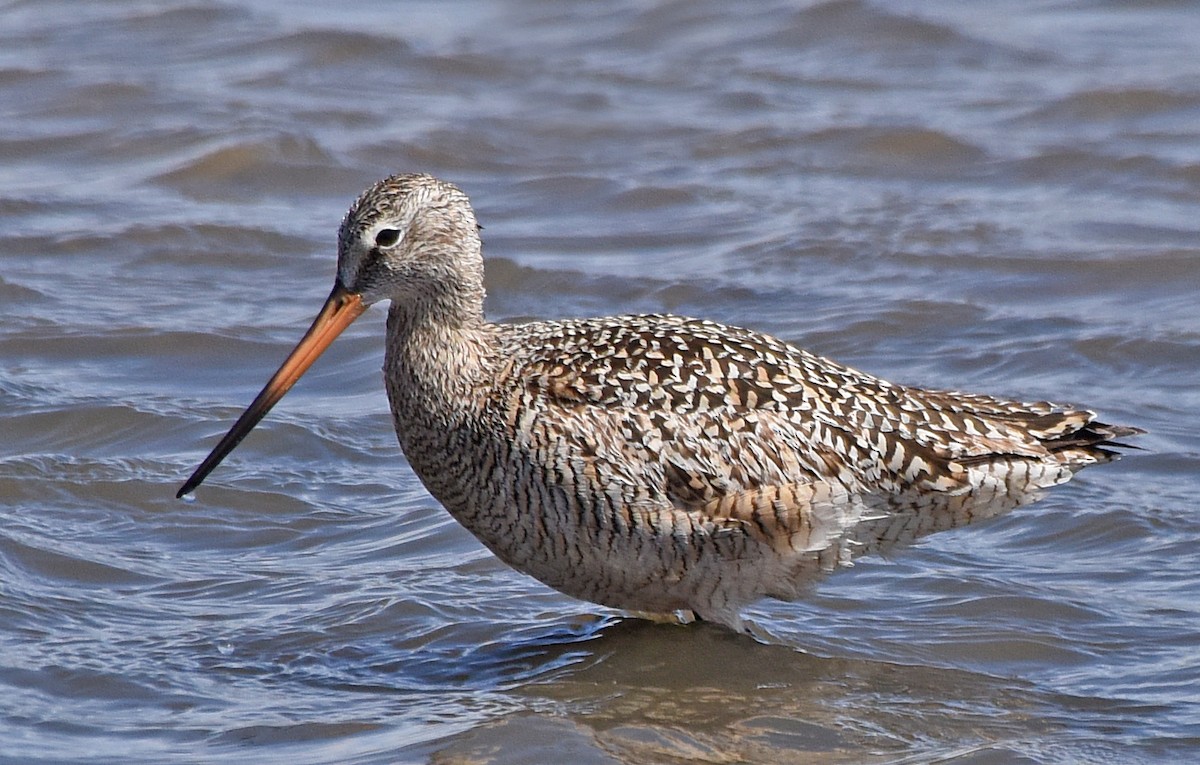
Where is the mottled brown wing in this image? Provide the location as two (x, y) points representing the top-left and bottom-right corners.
(506, 314), (1131, 569)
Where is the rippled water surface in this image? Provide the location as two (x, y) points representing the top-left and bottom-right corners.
(2, 1), (1198, 763)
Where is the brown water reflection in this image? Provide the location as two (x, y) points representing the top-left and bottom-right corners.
(432, 620), (1062, 764)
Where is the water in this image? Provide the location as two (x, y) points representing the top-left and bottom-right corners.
(2, 1), (1197, 762)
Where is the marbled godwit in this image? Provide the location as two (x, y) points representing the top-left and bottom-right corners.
(178, 173), (1140, 630)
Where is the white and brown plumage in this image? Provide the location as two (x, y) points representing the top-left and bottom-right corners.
(179, 173), (1141, 631)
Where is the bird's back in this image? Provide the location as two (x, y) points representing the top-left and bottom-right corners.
(495, 313), (1130, 491)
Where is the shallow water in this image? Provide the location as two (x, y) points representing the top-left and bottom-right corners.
(2, 1), (1198, 762)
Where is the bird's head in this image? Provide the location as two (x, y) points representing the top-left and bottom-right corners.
(177, 173), (483, 498)
(334, 173), (484, 316)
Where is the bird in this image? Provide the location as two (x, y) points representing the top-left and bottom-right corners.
(178, 172), (1141, 631)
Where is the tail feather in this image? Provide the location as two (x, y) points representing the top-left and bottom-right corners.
(947, 409), (1143, 476)
(1042, 420), (1145, 466)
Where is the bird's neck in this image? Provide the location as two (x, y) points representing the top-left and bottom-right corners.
(383, 299), (498, 418)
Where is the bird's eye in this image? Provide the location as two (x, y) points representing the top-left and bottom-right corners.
(374, 228), (401, 248)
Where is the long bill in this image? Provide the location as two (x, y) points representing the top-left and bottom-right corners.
(177, 283), (366, 498)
